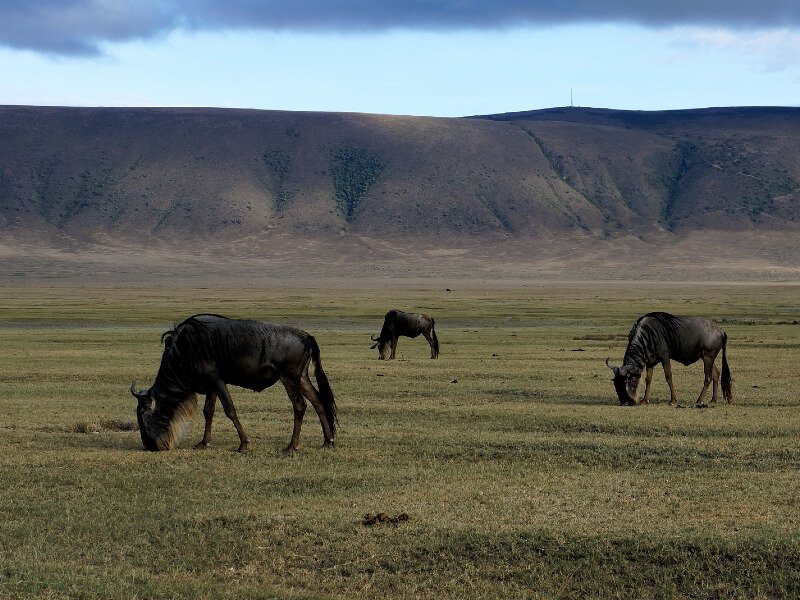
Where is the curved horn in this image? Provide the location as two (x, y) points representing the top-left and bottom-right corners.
(130, 381), (148, 400)
(605, 358), (618, 371)
(370, 334), (378, 341)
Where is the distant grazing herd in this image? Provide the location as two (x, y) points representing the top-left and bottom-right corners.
(130, 309), (733, 452)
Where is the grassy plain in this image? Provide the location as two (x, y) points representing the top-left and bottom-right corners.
(1, 284), (799, 599)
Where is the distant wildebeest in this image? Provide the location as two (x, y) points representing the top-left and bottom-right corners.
(606, 312), (733, 406)
(130, 314), (337, 454)
(370, 310), (439, 359)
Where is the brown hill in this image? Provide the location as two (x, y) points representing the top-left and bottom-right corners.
(1, 105), (798, 284)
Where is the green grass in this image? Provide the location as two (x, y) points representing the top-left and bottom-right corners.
(1, 285), (800, 599)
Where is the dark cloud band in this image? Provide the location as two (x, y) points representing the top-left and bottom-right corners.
(4, 1), (800, 57)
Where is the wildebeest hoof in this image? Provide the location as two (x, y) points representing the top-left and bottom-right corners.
(283, 445), (298, 457)
(694, 403), (709, 409)
(194, 441), (210, 450)
(236, 443), (249, 453)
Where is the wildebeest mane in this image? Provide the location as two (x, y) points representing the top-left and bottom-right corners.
(160, 313), (229, 350)
(160, 313), (221, 347)
(175, 313), (228, 334)
(625, 312), (679, 365)
(153, 315), (230, 399)
(627, 312), (676, 341)
(378, 310), (398, 341)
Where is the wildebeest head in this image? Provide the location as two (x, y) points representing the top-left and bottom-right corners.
(130, 382), (159, 451)
(606, 359), (641, 406)
(370, 335), (389, 360)
(130, 381), (197, 451)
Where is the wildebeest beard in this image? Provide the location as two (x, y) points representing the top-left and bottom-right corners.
(136, 390), (197, 451)
(612, 371), (638, 406)
(375, 340), (389, 359)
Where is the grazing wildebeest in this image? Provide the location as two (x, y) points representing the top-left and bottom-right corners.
(370, 310), (439, 359)
(606, 312), (733, 406)
(129, 314), (336, 454)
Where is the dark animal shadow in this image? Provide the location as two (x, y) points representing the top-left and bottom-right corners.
(495, 390), (619, 406)
(33, 428), (142, 451)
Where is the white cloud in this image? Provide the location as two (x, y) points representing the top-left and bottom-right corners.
(671, 27), (800, 73)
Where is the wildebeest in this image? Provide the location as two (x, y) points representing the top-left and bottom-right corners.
(606, 312), (733, 406)
(370, 310), (439, 359)
(129, 314), (336, 453)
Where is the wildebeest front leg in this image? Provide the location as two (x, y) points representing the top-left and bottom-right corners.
(641, 366), (654, 405)
(300, 372), (335, 448)
(390, 336), (398, 359)
(663, 360), (678, 405)
(194, 392), (216, 449)
(215, 382), (250, 452)
(282, 377), (307, 456)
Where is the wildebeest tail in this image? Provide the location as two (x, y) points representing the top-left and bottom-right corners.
(309, 336), (337, 435)
(431, 318), (440, 358)
(721, 333), (733, 403)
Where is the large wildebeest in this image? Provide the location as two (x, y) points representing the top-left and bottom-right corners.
(606, 312), (733, 406)
(370, 309), (439, 359)
(129, 314), (337, 454)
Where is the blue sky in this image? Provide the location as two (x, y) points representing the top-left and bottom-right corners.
(2, 2), (800, 117)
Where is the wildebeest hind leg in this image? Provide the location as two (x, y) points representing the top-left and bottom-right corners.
(695, 354), (714, 406)
(215, 382), (250, 452)
(422, 331), (436, 359)
(194, 392), (216, 449)
(281, 377), (307, 456)
(300, 373), (334, 448)
(710, 363), (720, 405)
